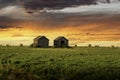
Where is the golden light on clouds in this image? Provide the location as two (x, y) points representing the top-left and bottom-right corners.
(0, 8), (120, 46)
(0, 23), (120, 47)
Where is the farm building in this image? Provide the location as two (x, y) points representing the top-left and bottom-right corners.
(54, 36), (69, 48)
(34, 36), (49, 48)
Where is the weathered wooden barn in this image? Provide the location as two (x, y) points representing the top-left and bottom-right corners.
(34, 36), (49, 48)
(54, 36), (69, 48)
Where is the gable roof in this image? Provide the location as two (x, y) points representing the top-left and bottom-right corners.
(54, 36), (68, 41)
(34, 36), (49, 41)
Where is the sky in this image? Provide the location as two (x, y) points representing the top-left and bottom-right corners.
(0, 0), (120, 46)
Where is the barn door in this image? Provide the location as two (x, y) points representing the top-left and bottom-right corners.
(60, 40), (65, 47)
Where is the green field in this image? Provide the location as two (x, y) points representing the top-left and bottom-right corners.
(0, 46), (120, 80)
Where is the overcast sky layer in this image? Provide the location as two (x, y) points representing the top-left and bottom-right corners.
(0, 0), (120, 46)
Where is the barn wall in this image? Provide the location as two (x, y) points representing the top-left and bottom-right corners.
(37, 38), (49, 48)
(54, 38), (68, 48)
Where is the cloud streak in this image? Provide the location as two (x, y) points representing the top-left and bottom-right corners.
(23, 0), (97, 12)
(60, 3), (120, 14)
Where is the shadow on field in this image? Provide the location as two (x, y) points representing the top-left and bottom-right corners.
(0, 65), (120, 80)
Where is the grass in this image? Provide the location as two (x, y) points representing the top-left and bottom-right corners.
(0, 46), (120, 80)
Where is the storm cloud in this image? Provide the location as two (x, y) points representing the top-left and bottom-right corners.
(0, 0), (117, 12)
(23, 0), (97, 12)
(0, 1), (120, 34)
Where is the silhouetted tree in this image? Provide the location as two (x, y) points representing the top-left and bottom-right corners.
(111, 45), (115, 48)
(88, 44), (92, 47)
(0, 44), (2, 46)
(30, 43), (37, 48)
(95, 45), (100, 47)
(20, 44), (23, 47)
(75, 45), (77, 47)
(6, 44), (10, 47)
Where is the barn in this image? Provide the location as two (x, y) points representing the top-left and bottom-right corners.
(54, 36), (69, 48)
(34, 36), (49, 48)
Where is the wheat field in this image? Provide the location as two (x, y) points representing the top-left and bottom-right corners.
(0, 46), (120, 80)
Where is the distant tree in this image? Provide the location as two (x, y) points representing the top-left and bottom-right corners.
(111, 45), (115, 48)
(116, 46), (119, 48)
(30, 43), (34, 47)
(75, 44), (77, 47)
(88, 44), (92, 47)
(95, 45), (100, 47)
(0, 44), (2, 46)
(20, 44), (23, 47)
(30, 43), (37, 48)
(6, 44), (10, 47)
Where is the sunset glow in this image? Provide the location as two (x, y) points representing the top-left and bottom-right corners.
(0, 0), (120, 46)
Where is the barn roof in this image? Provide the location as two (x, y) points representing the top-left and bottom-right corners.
(34, 36), (49, 41)
(54, 36), (68, 41)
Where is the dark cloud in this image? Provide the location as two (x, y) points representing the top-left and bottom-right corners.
(0, 0), (17, 8)
(32, 13), (120, 31)
(0, 16), (21, 22)
(23, 0), (97, 12)
(0, 13), (120, 31)
(0, 24), (23, 29)
(0, 16), (23, 29)
(0, 1), (120, 32)
(0, 25), (13, 29)
(0, 0), (119, 13)
(0, 0), (15, 2)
